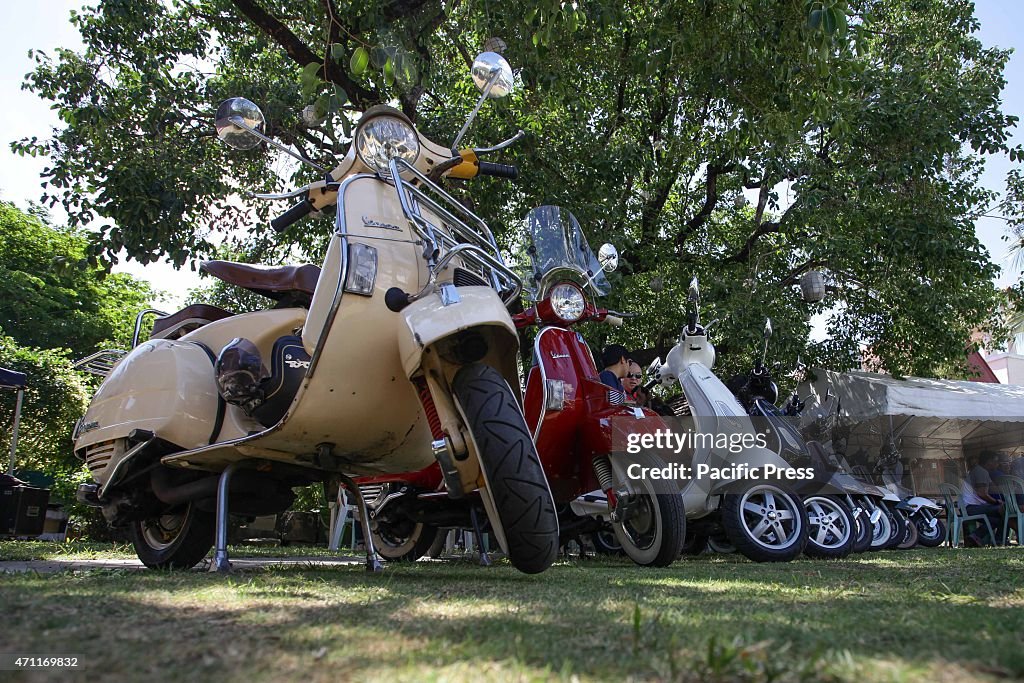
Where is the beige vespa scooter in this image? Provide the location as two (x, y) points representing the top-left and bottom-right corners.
(73, 53), (560, 574)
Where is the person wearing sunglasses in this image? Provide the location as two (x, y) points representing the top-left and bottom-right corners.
(623, 360), (650, 407)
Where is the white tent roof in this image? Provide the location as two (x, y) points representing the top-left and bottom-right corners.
(804, 369), (1024, 421)
(801, 369), (1024, 454)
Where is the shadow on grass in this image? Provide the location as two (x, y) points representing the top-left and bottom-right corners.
(0, 549), (1022, 682)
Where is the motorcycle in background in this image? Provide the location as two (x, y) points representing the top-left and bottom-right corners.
(73, 52), (560, 574)
(726, 319), (857, 559)
(656, 279), (809, 562)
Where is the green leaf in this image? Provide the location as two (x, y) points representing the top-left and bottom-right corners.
(823, 7), (837, 34)
(314, 94), (330, 119)
(350, 47), (369, 76)
(808, 9), (822, 30)
(333, 84), (348, 108)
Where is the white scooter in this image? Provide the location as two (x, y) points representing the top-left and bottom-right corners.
(655, 279), (809, 562)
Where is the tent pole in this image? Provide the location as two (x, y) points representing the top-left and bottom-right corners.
(8, 388), (23, 476)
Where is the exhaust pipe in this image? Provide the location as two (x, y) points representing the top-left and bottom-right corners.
(151, 467), (281, 505)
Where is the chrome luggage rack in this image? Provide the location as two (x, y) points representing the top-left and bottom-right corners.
(73, 349), (128, 377)
(388, 158), (521, 304)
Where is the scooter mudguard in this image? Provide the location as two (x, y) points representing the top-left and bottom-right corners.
(904, 496), (942, 512)
(396, 286), (520, 388)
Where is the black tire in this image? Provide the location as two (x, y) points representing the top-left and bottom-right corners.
(915, 517), (946, 547)
(867, 501), (892, 551)
(452, 363), (559, 574)
(803, 495), (855, 559)
(706, 532), (737, 554)
(130, 502), (214, 570)
(681, 532), (709, 556)
(897, 511), (919, 549)
(882, 505), (906, 550)
(607, 452), (686, 567)
(591, 527), (625, 556)
(721, 483), (808, 562)
(852, 508), (873, 553)
(371, 520), (439, 562)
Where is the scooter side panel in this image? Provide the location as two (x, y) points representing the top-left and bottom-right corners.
(181, 308), (308, 441)
(74, 340), (220, 483)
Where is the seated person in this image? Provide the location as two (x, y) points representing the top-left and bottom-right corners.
(960, 451), (1011, 546)
(623, 360), (650, 407)
(599, 344), (630, 395)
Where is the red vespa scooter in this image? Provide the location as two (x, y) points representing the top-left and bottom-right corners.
(513, 205), (685, 567)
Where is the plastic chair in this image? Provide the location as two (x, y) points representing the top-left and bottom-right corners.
(938, 483), (997, 547)
(999, 475), (1024, 546)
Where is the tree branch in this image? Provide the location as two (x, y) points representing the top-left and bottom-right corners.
(676, 162), (735, 250)
(229, 0), (377, 108)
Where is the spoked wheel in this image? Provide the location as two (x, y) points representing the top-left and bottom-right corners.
(706, 533), (737, 554)
(867, 502), (893, 550)
(130, 502), (214, 570)
(803, 495), (855, 559)
(722, 483), (808, 562)
(607, 452), (686, 567)
(452, 363), (559, 574)
(896, 511), (919, 549)
(371, 519), (439, 562)
(915, 517), (946, 548)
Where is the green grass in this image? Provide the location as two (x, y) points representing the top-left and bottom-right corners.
(1, 548), (1023, 682)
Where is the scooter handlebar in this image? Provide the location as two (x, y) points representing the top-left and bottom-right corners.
(477, 161), (519, 180)
(271, 199), (313, 232)
(604, 314), (623, 327)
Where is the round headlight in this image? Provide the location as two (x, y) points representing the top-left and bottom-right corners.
(355, 115), (420, 174)
(550, 282), (586, 322)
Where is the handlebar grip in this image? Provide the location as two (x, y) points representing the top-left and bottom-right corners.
(270, 199), (313, 232)
(605, 315), (623, 327)
(477, 161), (519, 180)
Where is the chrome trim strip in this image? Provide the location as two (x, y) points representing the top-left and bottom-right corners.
(531, 326), (560, 441)
(98, 437), (156, 498)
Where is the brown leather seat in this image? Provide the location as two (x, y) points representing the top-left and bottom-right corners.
(151, 304), (235, 340)
(200, 260), (321, 302)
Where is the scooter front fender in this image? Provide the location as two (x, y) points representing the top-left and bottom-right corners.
(397, 286), (520, 389)
(396, 285), (522, 495)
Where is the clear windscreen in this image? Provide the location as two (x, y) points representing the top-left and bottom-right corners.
(524, 205), (610, 296)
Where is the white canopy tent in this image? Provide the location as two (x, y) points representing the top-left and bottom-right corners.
(799, 369), (1024, 494)
(2, 367), (27, 476)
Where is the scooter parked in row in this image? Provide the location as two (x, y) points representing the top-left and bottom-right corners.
(515, 206), (686, 567)
(799, 396), (909, 551)
(726, 320), (859, 558)
(357, 206), (687, 567)
(656, 280), (809, 562)
(73, 52), (560, 574)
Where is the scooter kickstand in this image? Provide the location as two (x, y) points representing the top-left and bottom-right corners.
(469, 506), (492, 567)
(210, 461), (251, 574)
(338, 474), (384, 573)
